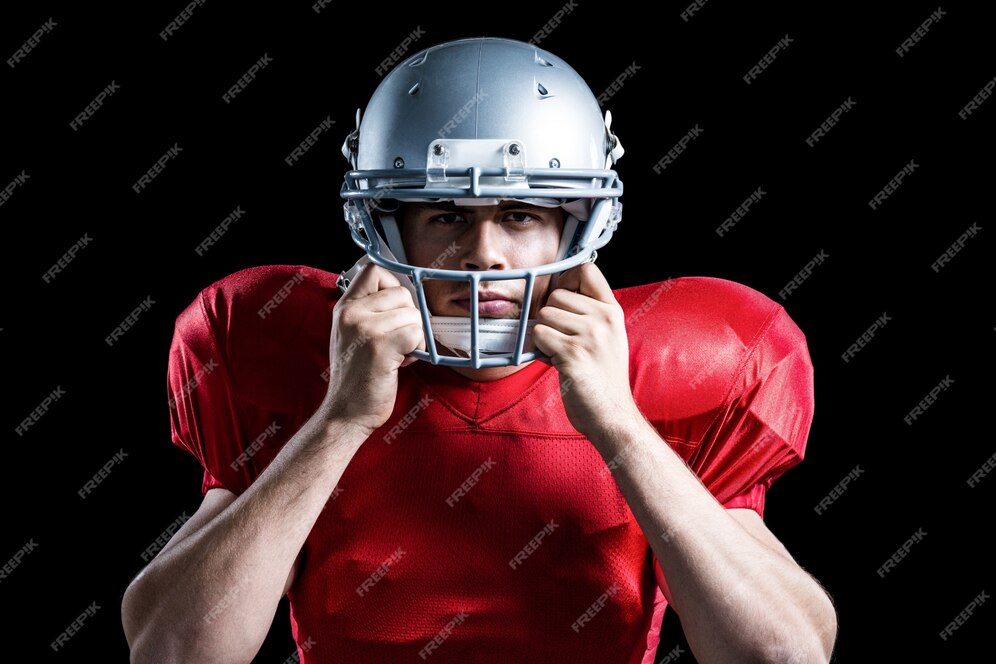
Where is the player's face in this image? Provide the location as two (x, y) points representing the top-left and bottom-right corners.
(400, 201), (565, 319)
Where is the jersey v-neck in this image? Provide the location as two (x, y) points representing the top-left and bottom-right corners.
(410, 358), (555, 425)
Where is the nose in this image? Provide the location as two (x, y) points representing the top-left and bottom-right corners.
(459, 220), (507, 271)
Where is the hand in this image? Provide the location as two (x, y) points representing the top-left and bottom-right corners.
(321, 263), (425, 434)
(532, 262), (640, 439)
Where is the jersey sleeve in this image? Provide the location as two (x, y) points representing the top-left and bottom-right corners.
(167, 289), (245, 496)
(690, 304), (814, 518)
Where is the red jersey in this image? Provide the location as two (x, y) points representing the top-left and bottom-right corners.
(167, 264), (813, 663)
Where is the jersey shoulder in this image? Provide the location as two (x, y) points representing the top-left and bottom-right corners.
(616, 276), (811, 424)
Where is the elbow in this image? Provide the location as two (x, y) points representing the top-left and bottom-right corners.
(121, 577), (187, 664)
(759, 595), (838, 664)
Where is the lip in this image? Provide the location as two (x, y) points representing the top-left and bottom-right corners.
(453, 292), (518, 316)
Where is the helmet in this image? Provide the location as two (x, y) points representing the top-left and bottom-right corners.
(339, 36), (624, 368)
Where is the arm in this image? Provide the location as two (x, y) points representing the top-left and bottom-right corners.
(122, 412), (369, 664)
(122, 264), (424, 664)
(533, 263), (837, 664)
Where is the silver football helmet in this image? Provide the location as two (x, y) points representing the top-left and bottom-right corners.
(340, 36), (624, 368)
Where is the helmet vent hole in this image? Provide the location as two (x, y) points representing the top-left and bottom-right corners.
(535, 54), (554, 67)
(536, 82), (549, 97)
(408, 82), (421, 96)
(408, 53), (428, 67)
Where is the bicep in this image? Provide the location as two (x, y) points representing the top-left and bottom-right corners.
(653, 508), (795, 605)
(726, 507), (797, 562)
(156, 487), (300, 595)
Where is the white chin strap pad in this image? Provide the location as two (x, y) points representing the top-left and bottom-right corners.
(430, 317), (536, 357)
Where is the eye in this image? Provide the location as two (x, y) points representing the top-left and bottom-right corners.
(430, 212), (466, 225)
(503, 210), (537, 224)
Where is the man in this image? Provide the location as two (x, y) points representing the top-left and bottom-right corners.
(122, 37), (837, 663)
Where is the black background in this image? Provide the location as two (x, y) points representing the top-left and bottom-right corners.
(2, 1), (993, 662)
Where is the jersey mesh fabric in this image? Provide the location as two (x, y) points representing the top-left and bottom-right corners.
(166, 264), (813, 663)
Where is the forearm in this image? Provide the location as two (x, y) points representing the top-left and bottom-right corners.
(592, 415), (836, 663)
(124, 410), (370, 664)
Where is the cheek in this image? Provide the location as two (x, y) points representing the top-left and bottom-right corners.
(508, 225), (563, 267)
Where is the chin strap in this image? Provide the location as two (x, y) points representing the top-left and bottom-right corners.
(430, 317), (536, 357)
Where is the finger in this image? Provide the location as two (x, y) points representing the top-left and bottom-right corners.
(356, 286), (420, 313)
(555, 265), (583, 293)
(535, 305), (587, 336)
(340, 262), (403, 300)
(552, 263), (614, 304)
(574, 262), (615, 303)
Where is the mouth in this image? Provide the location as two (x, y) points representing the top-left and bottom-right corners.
(452, 291), (520, 317)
